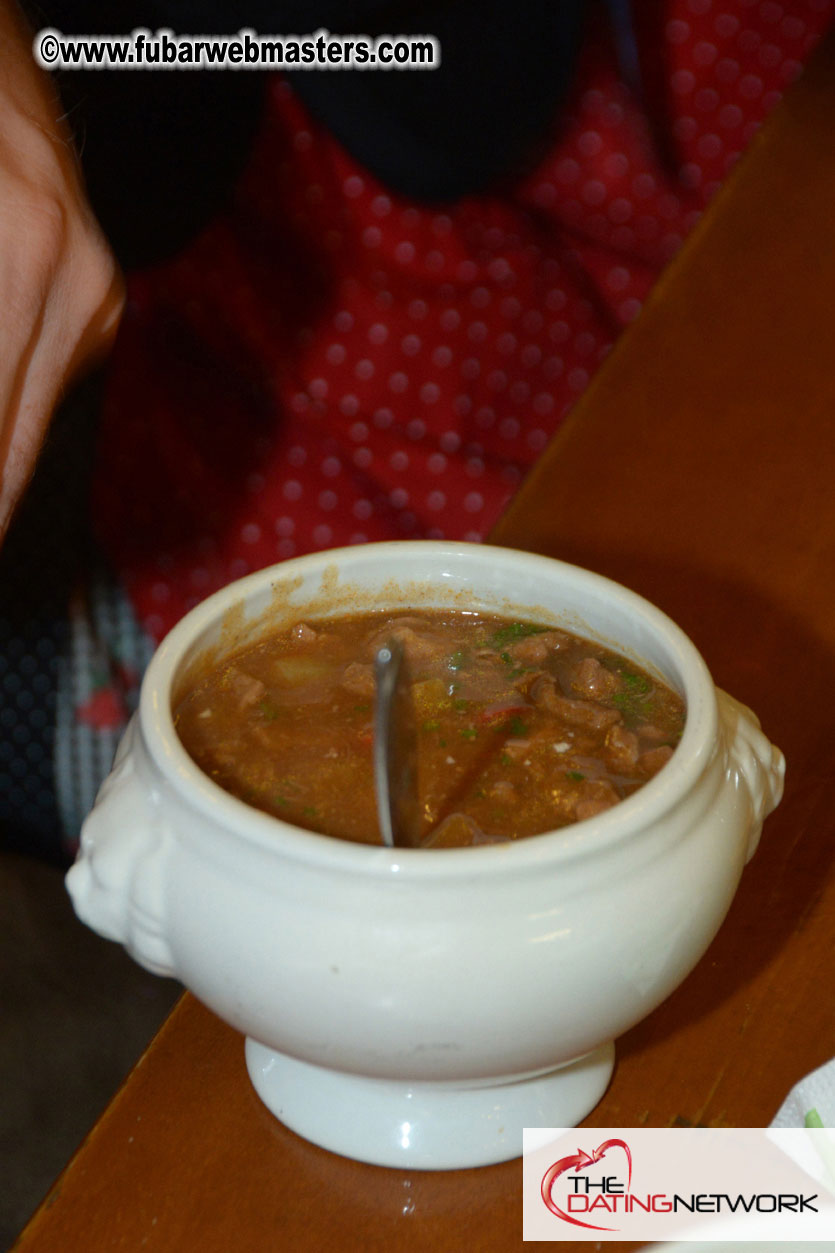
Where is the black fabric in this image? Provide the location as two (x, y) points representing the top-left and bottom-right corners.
(22, 1), (269, 269)
(21, 1), (586, 267)
(284, 0), (586, 202)
(0, 379), (102, 867)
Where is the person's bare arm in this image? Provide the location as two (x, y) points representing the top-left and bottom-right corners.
(0, 1), (124, 541)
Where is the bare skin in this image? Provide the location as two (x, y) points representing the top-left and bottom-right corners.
(0, 1), (124, 542)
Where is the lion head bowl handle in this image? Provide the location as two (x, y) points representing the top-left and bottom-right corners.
(717, 688), (785, 863)
(66, 715), (176, 978)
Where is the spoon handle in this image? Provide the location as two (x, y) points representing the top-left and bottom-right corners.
(373, 639), (422, 849)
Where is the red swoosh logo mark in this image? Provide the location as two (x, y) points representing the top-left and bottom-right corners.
(541, 1139), (633, 1231)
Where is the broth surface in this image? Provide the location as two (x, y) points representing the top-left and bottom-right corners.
(174, 610), (685, 847)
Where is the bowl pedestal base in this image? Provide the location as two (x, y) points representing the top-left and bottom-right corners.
(245, 1038), (615, 1169)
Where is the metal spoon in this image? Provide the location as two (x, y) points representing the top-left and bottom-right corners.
(373, 639), (423, 848)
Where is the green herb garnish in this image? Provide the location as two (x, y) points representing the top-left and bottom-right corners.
(258, 697), (282, 721)
(611, 685), (656, 725)
(486, 621), (548, 649)
(621, 671), (651, 694)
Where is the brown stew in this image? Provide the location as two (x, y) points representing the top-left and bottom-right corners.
(174, 610), (685, 847)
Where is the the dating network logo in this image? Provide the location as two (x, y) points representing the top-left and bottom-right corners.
(538, 1131), (826, 1236)
(526, 1127), (835, 1241)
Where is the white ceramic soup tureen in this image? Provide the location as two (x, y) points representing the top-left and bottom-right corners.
(67, 542), (784, 1169)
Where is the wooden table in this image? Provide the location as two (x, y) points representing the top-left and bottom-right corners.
(15, 28), (835, 1252)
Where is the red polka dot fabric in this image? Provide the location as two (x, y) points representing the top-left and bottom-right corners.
(93, 1), (833, 642)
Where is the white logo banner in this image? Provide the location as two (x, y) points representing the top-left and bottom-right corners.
(523, 1127), (835, 1241)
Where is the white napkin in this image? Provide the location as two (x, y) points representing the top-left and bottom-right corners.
(771, 1057), (835, 1128)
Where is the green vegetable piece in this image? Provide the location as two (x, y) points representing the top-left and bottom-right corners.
(509, 716), (529, 737)
(460, 727), (478, 741)
(805, 1108), (825, 1128)
(566, 770), (585, 782)
(422, 719), (441, 732)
